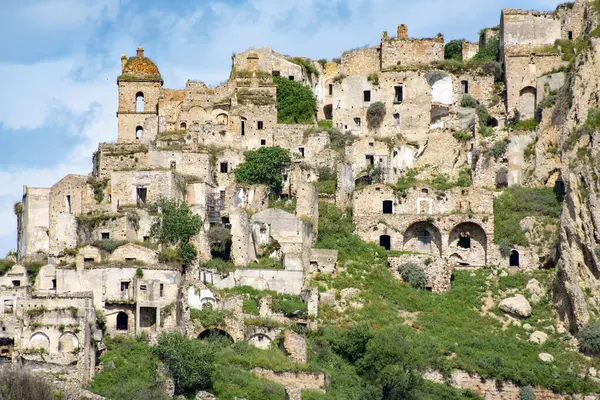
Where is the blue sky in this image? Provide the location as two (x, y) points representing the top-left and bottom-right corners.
(0, 0), (564, 256)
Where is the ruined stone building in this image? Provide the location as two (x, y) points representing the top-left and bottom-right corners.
(2, 0), (592, 385)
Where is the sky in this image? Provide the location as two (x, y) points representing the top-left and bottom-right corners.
(0, 0), (565, 257)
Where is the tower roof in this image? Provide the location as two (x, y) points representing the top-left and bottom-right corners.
(118, 47), (162, 83)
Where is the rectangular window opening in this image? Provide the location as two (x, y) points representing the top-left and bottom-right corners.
(120, 281), (130, 292)
(461, 80), (469, 94)
(363, 90), (371, 102)
(272, 70), (281, 76)
(11, 281), (20, 288)
(101, 232), (110, 240)
(366, 155), (375, 166)
(136, 187), (148, 205)
(220, 162), (229, 173)
(298, 147), (305, 158)
(328, 84), (333, 96)
(354, 117), (361, 129)
(257, 121), (264, 130)
(65, 195), (71, 213)
(170, 161), (176, 170)
(394, 85), (404, 103)
(260, 139), (266, 146)
(140, 285), (147, 291)
(393, 113), (400, 125)
(159, 283), (164, 297)
(288, 76), (294, 81)
(51, 279), (56, 289)
(568, 31), (573, 40)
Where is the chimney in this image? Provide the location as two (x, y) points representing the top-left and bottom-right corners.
(137, 46), (144, 58)
(397, 24), (408, 39)
(120, 54), (127, 72)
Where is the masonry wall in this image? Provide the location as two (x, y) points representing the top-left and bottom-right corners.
(117, 81), (161, 143)
(49, 175), (90, 254)
(500, 9), (561, 58)
(381, 37), (444, 68)
(19, 187), (50, 260)
(110, 170), (185, 211)
(340, 47), (381, 76)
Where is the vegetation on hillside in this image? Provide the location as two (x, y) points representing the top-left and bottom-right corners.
(234, 146), (292, 194)
(274, 76), (317, 124)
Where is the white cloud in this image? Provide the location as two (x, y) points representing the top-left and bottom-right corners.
(18, 0), (120, 30)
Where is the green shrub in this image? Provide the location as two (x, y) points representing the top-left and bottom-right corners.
(0, 367), (58, 400)
(150, 199), (202, 266)
(493, 186), (562, 247)
(234, 146), (292, 194)
(367, 73), (379, 86)
(520, 385), (536, 400)
(331, 323), (373, 363)
(317, 119), (333, 129)
(92, 240), (127, 253)
(578, 322), (600, 354)
(398, 263), (427, 289)
(155, 333), (217, 395)
(208, 225), (232, 260)
(135, 268), (143, 278)
(314, 180), (337, 195)
(90, 337), (164, 400)
(473, 37), (499, 62)
(288, 57), (319, 78)
(396, 169), (418, 195)
(273, 76), (316, 124)
(509, 119), (539, 132)
(476, 104), (492, 127)
(456, 168), (473, 188)
(271, 294), (307, 318)
(158, 248), (182, 264)
(203, 258), (236, 275)
(88, 177), (108, 204)
(486, 139), (509, 161)
(444, 40), (463, 61)
(453, 130), (473, 142)
(327, 129), (358, 151)
(366, 102), (386, 130)
(243, 299), (260, 315)
(25, 262), (44, 283)
(190, 307), (232, 327)
(317, 166), (336, 182)
(460, 95), (478, 108)
(0, 259), (15, 276)
(478, 125), (494, 137)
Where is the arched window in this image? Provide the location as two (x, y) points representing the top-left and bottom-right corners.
(136, 92), (144, 113)
(180, 122), (187, 130)
(116, 312), (128, 331)
(136, 126), (143, 140)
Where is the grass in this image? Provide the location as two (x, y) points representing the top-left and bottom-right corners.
(314, 180), (336, 195)
(311, 202), (595, 394)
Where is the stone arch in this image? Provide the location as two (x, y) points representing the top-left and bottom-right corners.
(136, 92), (144, 113)
(449, 222), (487, 265)
(403, 221), (442, 256)
(518, 86), (537, 120)
(215, 113), (229, 125)
(248, 333), (273, 349)
(116, 311), (128, 331)
(189, 106), (208, 123)
(200, 297), (216, 308)
(29, 332), (50, 351)
(510, 250), (520, 267)
(180, 122), (187, 130)
(58, 332), (79, 353)
(198, 328), (234, 343)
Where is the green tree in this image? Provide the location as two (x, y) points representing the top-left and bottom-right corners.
(234, 146), (292, 194)
(274, 76), (317, 124)
(444, 40), (463, 60)
(155, 333), (217, 395)
(150, 199), (202, 265)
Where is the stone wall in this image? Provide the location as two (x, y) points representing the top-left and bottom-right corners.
(340, 46), (381, 76)
(388, 254), (451, 292)
(500, 9), (561, 58)
(117, 81), (161, 143)
(381, 37), (444, 69)
(110, 170), (185, 211)
(95, 142), (149, 179)
(19, 187), (50, 260)
(49, 175), (90, 255)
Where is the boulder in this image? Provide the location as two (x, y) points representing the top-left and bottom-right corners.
(523, 323), (533, 331)
(529, 331), (548, 344)
(196, 391), (216, 400)
(499, 294), (532, 317)
(538, 352), (554, 362)
(526, 278), (544, 303)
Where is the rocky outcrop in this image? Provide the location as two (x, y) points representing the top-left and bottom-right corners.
(499, 294), (532, 317)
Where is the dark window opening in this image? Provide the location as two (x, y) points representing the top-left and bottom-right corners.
(65, 195), (71, 213)
(510, 250), (520, 267)
(382, 200), (393, 214)
(288, 76), (294, 81)
(120, 281), (130, 292)
(329, 84), (333, 96)
(220, 162), (229, 173)
(393, 113), (400, 125)
(116, 312), (128, 331)
(461, 80), (469, 94)
(422, 188), (429, 195)
(11, 281), (19, 288)
(125, 258), (136, 263)
(366, 155), (374, 166)
(363, 90), (371, 102)
(272, 70), (281, 76)
(180, 122), (187, 130)
(140, 285), (147, 291)
(298, 147), (305, 158)
(260, 139), (266, 146)
(418, 231), (432, 247)
(257, 121), (264, 130)
(568, 31), (573, 40)
(84, 258), (95, 263)
(241, 119), (246, 136)
(51, 279), (56, 289)
(394, 85), (404, 103)
(136, 187), (147, 205)
(379, 235), (391, 251)
(143, 236), (150, 242)
(369, 142), (374, 147)
(101, 232), (110, 240)
(458, 234), (471, 249)
(170, 161), (176, 170)
(159, 284), (164, 297)
(354, 117), (361, 129)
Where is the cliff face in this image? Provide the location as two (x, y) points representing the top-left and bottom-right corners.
(553, 17), (600, 331)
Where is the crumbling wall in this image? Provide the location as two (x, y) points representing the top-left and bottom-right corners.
(381, 37), (444, 69)
(340, 46), (381, 76)
(18, 187), (50, 260)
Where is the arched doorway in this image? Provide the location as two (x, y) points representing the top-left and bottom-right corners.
(403, 221), (442, 256)
(116, 312), (128, 331)
(198, 329), (234, 344)
(449, 222), (488, 265)
(323, 104), (333, 120)
(518, 87), (537, 120)
(510, 250), (520, 267)
(380, 235), (391, 251)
